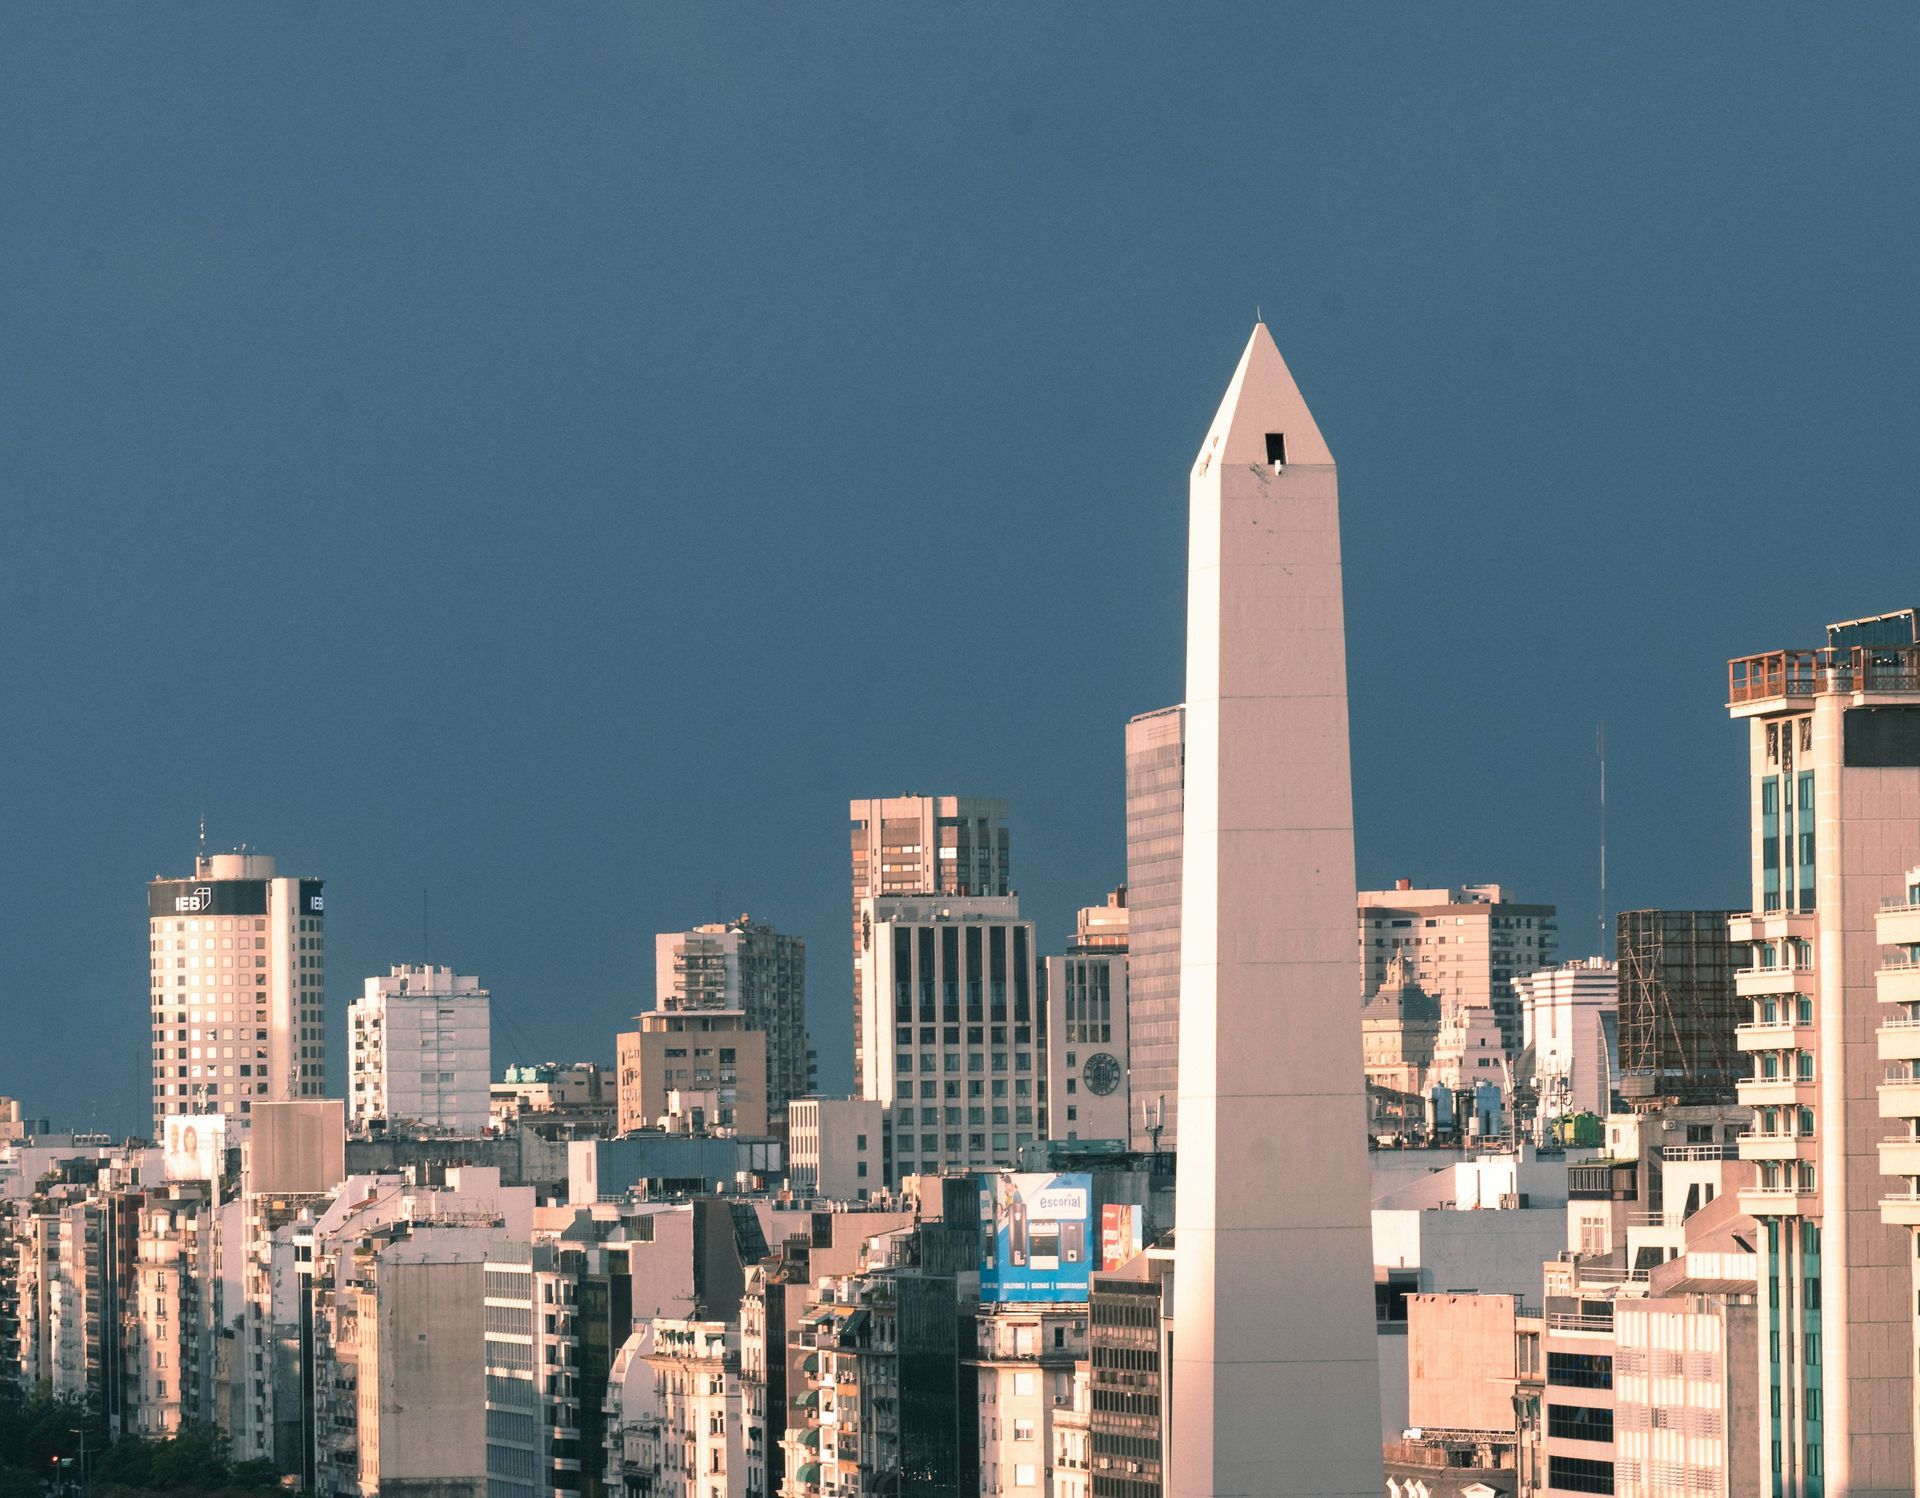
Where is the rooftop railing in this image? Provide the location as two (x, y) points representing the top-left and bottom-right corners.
(1729, 645), (1920, 705)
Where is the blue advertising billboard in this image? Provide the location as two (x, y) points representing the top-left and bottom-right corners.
(977, 1172), (1094, 1303)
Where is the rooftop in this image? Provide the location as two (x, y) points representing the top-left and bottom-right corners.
(1729, 608), (1920, 707)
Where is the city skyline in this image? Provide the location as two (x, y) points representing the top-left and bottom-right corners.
(4, 8), (1918, 1144)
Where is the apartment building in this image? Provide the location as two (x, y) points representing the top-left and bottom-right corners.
(348, 965), (491, 1136)
(1728, 607), (1920, 1496)
(1360, 883), (1558, 1058)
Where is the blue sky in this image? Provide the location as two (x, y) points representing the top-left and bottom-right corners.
(3, 6), (1917, 1131)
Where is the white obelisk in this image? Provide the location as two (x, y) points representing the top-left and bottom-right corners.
(1169, 324), (1382, 1497)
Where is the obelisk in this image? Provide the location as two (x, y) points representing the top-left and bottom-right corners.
(1168, 323), (1381, 1497)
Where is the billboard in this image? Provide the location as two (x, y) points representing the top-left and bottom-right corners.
(161, 1113), (227, 1181)
(977, 1172), (1093, 1303)
(1100, 1202), (1144, 1271)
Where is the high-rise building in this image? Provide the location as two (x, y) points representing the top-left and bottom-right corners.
(1616, 908), (1744, 1105)
(1728, 606), (1920, 1496)
(849, 795), (1010, 1094)
(852, 893), (1042, 1184)
(1358, 882), (1558, 1057)
(655, 916), (809, 1123)
(347, 965), (491, 1136)
(147, 852), (328, 1135)
(1124, 707), (1184, 1150)
(1169, 323), (1381, 1494)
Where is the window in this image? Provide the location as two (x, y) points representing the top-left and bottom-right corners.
(1014, 1465), (1038, 1489)
(1264, 432), (1287, 465)
(1546, 1352), (1612, 1390)
(1546, 1455), (1614, 1494)
(1548, 1404), (1614, 1443)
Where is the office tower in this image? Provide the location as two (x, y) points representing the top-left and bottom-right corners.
(849, 795), (1011, 1094)
(1877, 865), (1920, 1484)
(853, 893), (1042, 1183)
(1513, 957), (1619, 1125)
(1358, 881), (1558, 1057)
(1728, 606), (1920, 1497)
(655, 915), (810, 1122)
(1124, 707), (1185, 1149)
(1169, 323), (1381, 1495)
(147, 851), (328, 1134)
(1616, 908), (1744, 1105)
(347, 965), (491, 1136)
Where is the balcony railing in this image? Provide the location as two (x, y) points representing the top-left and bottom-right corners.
(1729, 645), (1920, 705)
(1659, 1144), (1740, 1161)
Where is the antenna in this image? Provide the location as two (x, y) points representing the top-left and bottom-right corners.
(197, 807), (207, 862)
(423, 889), (430, 966)
(1597, 721), (1608, 955)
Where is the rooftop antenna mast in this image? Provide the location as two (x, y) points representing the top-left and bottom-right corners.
(1597, 721), (1608, 956)
(197, 807), (207, 863)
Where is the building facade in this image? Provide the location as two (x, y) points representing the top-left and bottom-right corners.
(785, 1098), (882, 1202)
(1359, 883), (1558, 1059)
(148, 851), (329, 1134)
(1729, 607), (1920, 1497)
(1514, 958), (1620, 1128)
(849, 795), (1011, 1097)
(853, 894), (1044, 1185)
(616, 1011), (767, 1136)
(1045, 945), (1130, 1144)
(348, 965), (491, 1136)
(656, 918), (810, 1128)
(1123, 708), (1184, 1153)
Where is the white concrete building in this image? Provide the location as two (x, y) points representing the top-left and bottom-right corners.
(1515, 957), (1620, 1127)
(785, 1097), (881, 1201)
(1169, 322), (1381, 1494)
(1124, 705), (1185, 1151)
(853, 894), (1045, 1184)
(348, 965), (491, 1135)
(147, 851), (329, 1133)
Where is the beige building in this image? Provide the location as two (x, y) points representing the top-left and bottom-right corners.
(347, 965), (491, 1136)
(1360, 882), (1558, 1058)
(971, 1303), (1086, 1496)
(616, 1010), (767, 1136)
(785, 1096), (881, 1201)
(1878, 864), (1920, 1478)
(147, 851), (328, 1134)
(853, 893), (1044, 1183)
(849, 794), (1010, 1095)
(1728, 608), (1920, 1496)
(656, 916), (810, 1126)
(1123, 706), (1184, 1151)
(1362, 953), (1443, 1101)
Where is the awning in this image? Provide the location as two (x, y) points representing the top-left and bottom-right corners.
(793, 1389), (820, 1410)
(796, 1463), (820, 1485)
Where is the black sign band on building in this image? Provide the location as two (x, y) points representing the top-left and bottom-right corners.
(300, 880), (326, 916)
(148, 880), (270, 919)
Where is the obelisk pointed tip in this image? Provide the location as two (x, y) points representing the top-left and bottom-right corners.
(1194, 321), (1333, 472)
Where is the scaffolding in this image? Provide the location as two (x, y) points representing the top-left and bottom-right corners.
(1616, 909), (1744, 1106)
